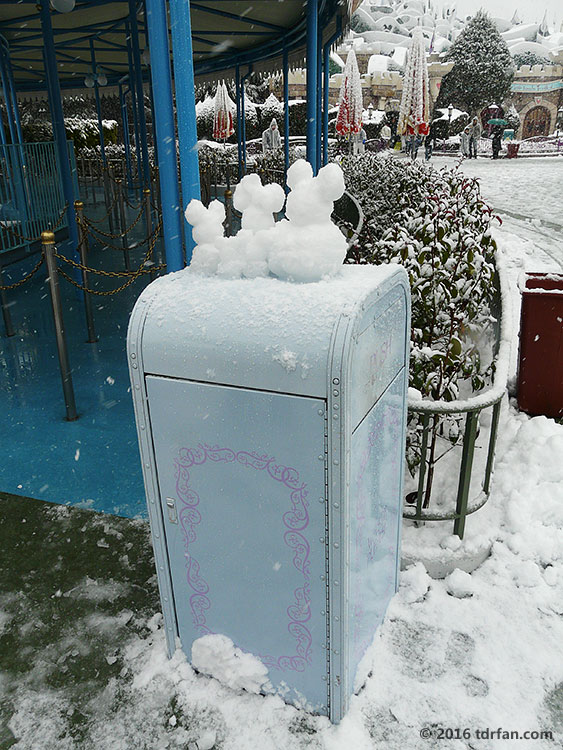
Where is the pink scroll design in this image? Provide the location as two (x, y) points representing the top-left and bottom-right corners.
(174, 445), (313, 672)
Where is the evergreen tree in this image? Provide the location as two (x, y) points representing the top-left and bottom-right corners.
(437, 10), (514, 116)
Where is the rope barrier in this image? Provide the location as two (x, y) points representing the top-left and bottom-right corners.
(0, 203), (68, 244)
(0, 254), (44, 291)
(83, 192), (119, 225)
(83, 202), (144, 240)
(55, 220), (164, 296)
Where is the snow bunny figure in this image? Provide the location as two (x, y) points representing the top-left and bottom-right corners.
(233, 172), (285, 232)
(267, 159), (348, 283)
(184, 198), (226, 275)
(229, 173), (286, 278)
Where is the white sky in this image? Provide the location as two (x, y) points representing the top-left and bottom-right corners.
(450, 1), (561, 26)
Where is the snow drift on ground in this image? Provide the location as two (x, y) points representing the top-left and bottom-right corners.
(3, 157), (562, 750)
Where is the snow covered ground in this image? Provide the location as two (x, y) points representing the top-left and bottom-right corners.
(2, 158), (562, 748)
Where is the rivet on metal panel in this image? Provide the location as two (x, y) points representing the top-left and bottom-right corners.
(145, 463), (150, 468)
(150, 499), (155, 504)
(334, 543), (339, 548)
(318, 455), (324, 461)
(333, 459), (339, 465)
(333, 650), (339, 655)
(130, 352), (136, 359)
(135, 384), (141, 390)
(333, 414), (338, 420)
(132, 363), (138, 369)
(321, 611), (326, 616)
(319, 537), (324, 543)
(322, 675), (327, 681)
(318, 497), (324, 503)
(140, 424), (145, 430)
(318, 409), (324, 416)
(333, 378), (339, 385)
(334, 581), (340, 586)
(333, 389), (339, 396)
(333, 502), (339, 508)
(333, 404), (339, 410)
(320, 575), (326, 581)
(335, 616), (340, 621)
(164, 597), (168, 602)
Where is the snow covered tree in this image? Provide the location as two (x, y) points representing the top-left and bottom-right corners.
(505, 104), (520, 133)
(512, 51), (550, 69)
(437, 10), (514, 116)
(260, 93), (283, 132)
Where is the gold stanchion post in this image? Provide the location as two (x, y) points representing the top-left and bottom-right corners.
(42, 231), (78, 421)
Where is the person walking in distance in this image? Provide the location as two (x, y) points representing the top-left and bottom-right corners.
(262, 118), (281, 154)
(468, 116), (482, 159)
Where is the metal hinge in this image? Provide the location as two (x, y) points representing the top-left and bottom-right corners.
(166, 497), (178, 524)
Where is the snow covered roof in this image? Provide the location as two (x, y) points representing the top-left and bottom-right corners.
(348, 1), (562, 71)
(367, 54), (392, 73)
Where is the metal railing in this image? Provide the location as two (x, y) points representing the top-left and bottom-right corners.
(403, 257), (512, 539)
(0, 141), (77, 254)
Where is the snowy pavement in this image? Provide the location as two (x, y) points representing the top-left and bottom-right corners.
(432, 156), (563, 270)
(2, 158), (562, 749)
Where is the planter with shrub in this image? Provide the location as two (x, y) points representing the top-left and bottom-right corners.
(341, 153), (510, 538)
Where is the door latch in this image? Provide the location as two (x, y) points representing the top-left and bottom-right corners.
(166, 497), (178, 524)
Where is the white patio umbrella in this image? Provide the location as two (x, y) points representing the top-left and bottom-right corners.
(397, 28), (430, 138)
(213, 80), (234, 142)
(335, 48), (363, 151)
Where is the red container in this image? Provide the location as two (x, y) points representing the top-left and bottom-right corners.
(517, 273), (563, 418)
(507, 142), (520, 159)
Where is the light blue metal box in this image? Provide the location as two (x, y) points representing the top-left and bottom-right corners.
(127, 264), (410, 722)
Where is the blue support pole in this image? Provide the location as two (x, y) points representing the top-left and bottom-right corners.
(90, 40), (106, 166)
(323, 18), (343, 166)
(316, 22), (322, 171)
(0, 52), (17, 144)
(283, 48), (290, 179)
(1, 44), (28, 228)
(169, 0), (201, 265)
(235, 64), (242, 179)
(126, 25), (142, 184)
(306, 0), (319, 173)
(2, 45), (23, 145)
(41, 0), (78, 250)
(144, 0), (184, 272)
(119, 83), (134, 188)
(39, 0), (79, 253)
(147, 71), (158, 167)
(0, 97), (6, 146)
(128, 0), (150, 188)
(322, 43), (329, 166)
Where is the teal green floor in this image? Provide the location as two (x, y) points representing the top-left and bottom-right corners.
(0, 187), (160, 518)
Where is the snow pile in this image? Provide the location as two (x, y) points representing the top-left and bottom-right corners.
(185, 159), (347, 283)
(445, 568), (475, 598)
(191, 634), (271, 695)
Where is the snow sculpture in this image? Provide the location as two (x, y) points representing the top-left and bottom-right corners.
(232, 172), (285, 232)
(184, 159), (347, 283)
(184, 199), (225, 275)
(267, 160), (347, 282)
